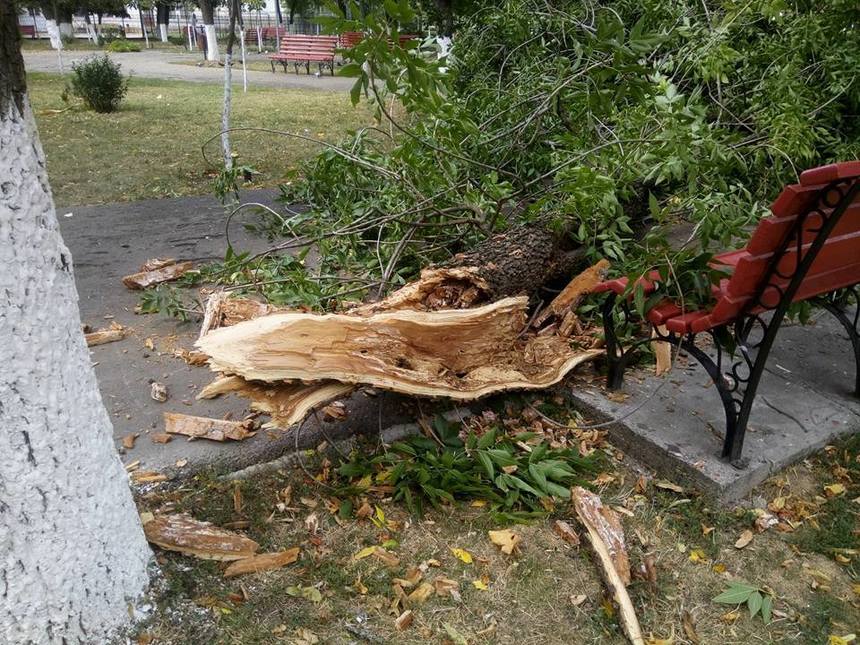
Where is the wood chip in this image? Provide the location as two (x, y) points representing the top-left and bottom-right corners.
(534, 259), (610, 327)
(122, 261), (194, 290)
(223, 547), (300, 577)
(122, 434), (138, 450)
(734, 529), (753, 549)
(651, 325), (672, 376)
(150, 382), (168, 402)
(142, 513), (259, 560)
(164, 412), (255, 442)
(85, 321), (128, 347)
(173, 348), (209, 366)
(139, 257), (177, 272)
(151, 432), (172, 444)
(394, 610), (414, 631)
(407, 582), (434, 605)
(132, 471), (168, 483)
(552, 519), (581, 546)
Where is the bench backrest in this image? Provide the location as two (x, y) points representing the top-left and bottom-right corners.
(340, 31), (363, 48)
(708, 162), (860, 326)
(279, 34), (338, 50)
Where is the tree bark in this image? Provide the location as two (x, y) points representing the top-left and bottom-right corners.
(0, 7), (152, 643)
(156, 2), (170, 42)
(221, 0), (239, 169)
(198, 0), (220, 61)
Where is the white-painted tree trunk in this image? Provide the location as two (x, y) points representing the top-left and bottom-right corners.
(159, 23), (169, 42)
(204, 23), (219, 61)
(222, 51), (233, 168)
(58, 21), (73, 38)
(45, 19), (61, 50)
(0, 79), (152, 644)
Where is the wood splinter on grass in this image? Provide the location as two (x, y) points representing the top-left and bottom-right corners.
(223, 547), (300, 577)
(164, 411), (256, 442)
(142, 513), (259, 561)
(571, 486), (643, 645)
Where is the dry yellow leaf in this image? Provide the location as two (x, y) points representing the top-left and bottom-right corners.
(451, 547), (473, 564)
(712, 563), (727, 574)
(472, 579), (488, 591)
(353, 546), (377, 560)
(689, 548), (708, 563)
(824, 483), (846, 497)
(488, 529), (522, 555)
(353, 576), (368, 595)
(407, 582), (434, 605)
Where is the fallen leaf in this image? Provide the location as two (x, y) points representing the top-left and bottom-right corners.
(570, 594), (587, 606)
(407, 582), (434, 605)
(285, 585), (322, 603)
(372, 547), (400, 568)
(353, 546), (377, 560)
(451, 547), (473, 564)
(682, 609), (700, 644)
(824, 483), (846, 497)
(488, 529), (521, 555)
(689, 548), (708, 564)
(472, 579), (488, 590)
(768, 496), (786, 512)
(734, 530), (754, 549)
(305, 513), (319, 535)
(829, 635), (857, 645)
(144, 337), (155, 351)
(223, 548), (300, 577)
(294, 627), (319, 644)
(712, 563), (727, 574)
(443, 623), (469, 645)
(434, 577), (460, 599)
(175, 458), (188, 468)
(353, 576), (368, 594)
(655, 480), (684, 493)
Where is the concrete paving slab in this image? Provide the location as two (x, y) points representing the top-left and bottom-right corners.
(60, 191), (421, 479)
(567, 314), (860, 501)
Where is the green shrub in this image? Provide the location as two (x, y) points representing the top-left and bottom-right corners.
(70, 55), (128, 113)
(105, 38), (141, 53)
(97, 26), (122, 44)
(167, 35), (187, 47)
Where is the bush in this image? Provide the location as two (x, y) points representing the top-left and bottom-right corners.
(98, 26), (123, 44)
(70, 55), (128, 113)
(105, 38), (141, 53)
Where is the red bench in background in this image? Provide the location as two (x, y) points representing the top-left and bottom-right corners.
(19, 24), (36, 38)
(268, 34), (338, 75)
(598, 161), (860, 463)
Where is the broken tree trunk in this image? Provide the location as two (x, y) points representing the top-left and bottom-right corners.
(197, 296), (602, 400)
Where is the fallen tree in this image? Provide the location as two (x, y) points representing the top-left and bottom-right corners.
(195, 253), (608, 429)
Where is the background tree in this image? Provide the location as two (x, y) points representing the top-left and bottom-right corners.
(0, 4), (152, 643)
(155, 0), (173, 42)
(197, 0), (220, 61)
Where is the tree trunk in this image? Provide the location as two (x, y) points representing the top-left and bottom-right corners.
(435, 0), (454, 37)
(221, 0), (238, 169)
(198, 0), (220, 61)
(156, 2), (170, 43)
(274, 0), (283, 26)
(0, 7), (152, 643)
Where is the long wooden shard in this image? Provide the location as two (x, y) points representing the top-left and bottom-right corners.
(196, 297), (602, 400)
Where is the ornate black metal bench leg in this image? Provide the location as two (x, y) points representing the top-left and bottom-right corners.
(814, 289), (860, 397)
(601, 293), (656, 390)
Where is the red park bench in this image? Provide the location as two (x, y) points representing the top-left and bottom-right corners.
(244, 26), (282, 47)
(597, 161), (860, 464)
(268, 34), (338, 75)
(19, 24), (36, 38)
(338, 31), (420, 49)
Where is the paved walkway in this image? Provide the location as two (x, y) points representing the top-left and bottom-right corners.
(24, 48), (355, 91)
(61, 191), (415, 478)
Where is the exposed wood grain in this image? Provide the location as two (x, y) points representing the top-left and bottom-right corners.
(122, 261), (194, 290)
(571, 487), (642, 645)
(196, 296), (602, 400)
(164, 412), (255, 441)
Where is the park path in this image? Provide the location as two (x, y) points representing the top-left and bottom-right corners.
(23, 48), (355, 91)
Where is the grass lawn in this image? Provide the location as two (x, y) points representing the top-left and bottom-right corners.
(134, 396), (860, 644)
(28, 72), (372, 206)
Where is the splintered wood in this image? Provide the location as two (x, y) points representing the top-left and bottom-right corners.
(85, 321), (128, 347)
(194, 262), (607, 430)
(164, 412), (255, 442)
(197, 296), (601, 399)
(142, 514), (259, 560)
(223, 547), (300, 577)
(122, 260), (194, 290)
(571, 486), (643, 645)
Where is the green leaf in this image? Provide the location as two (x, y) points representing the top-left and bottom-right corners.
(747, 590), (762, 618)
(713, 583), (757, 604)
(760, 594), (772, 623)
(477, 451), (494, 479)
(339, 62), (363, 78)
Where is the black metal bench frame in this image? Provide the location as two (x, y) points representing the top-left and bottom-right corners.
(602, 175), (860, 466)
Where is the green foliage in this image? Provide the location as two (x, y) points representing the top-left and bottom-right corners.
(97, 26), (124, 44)
(106, 38), (142, 53)
(217, 0), (859, 312)
(335, 415), (597, 520)
(713, 581), (774, 624)
(70, 55), (128, 113)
